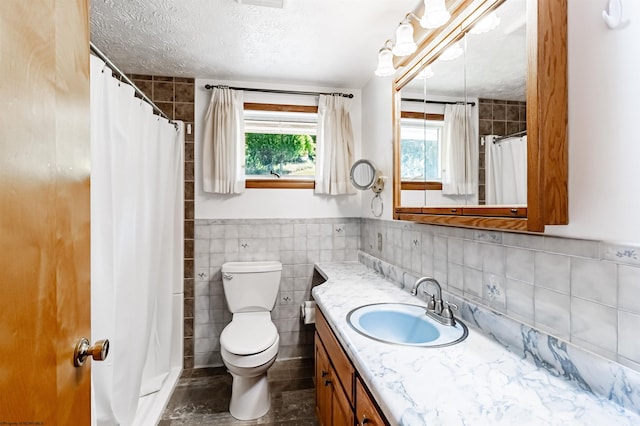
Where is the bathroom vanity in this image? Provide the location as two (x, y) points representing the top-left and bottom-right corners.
(315, 306), (387, 426)
(312, 261), (640, 425)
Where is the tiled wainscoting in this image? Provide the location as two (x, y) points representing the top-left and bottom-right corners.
(361, 218), (640, 372)
(193, 218), (361, 367)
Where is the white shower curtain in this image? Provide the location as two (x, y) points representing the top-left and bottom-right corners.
(90, 55), (184, 425)
(485, 135), (527, 205)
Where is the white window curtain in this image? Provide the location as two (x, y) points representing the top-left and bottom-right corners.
(441, 103), (478, 195)
(202, 87), (245, 194)
(314, 94), (356, 195)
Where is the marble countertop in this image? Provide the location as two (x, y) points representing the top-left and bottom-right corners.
(311, 261), (640, 426)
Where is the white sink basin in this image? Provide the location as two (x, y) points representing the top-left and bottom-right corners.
(347, 303), (468, 347)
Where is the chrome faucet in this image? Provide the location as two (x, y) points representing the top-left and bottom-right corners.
(411, 277), (457, 326)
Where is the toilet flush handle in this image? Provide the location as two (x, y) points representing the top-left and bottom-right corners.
(223, 272), (233, 280)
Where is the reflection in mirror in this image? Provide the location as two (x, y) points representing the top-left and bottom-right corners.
(398, 0), (527, 208)
(350, 159), (377, 190)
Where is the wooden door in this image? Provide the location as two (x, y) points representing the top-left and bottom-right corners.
(0, 0), (91, 424)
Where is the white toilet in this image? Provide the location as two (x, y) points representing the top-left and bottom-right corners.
(220, 260), (282, 420)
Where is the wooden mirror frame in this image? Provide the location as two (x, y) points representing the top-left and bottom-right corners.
(392, 0), (567, 232)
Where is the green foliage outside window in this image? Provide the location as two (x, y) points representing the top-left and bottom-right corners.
(246, 133), (316, 176)
(401, 138), (440, 181)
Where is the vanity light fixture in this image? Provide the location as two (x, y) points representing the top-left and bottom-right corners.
(375, 0), (452, 77)
(392, 18), (418, 57)
(438, 41), (464, 61)
(374, 40), (397, 77)
(469, 11), (500, 34)
(421, 0), (451, 29)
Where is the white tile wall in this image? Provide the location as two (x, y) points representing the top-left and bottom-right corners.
(361, 218), (640, 372)
(193, 217), (360, 368)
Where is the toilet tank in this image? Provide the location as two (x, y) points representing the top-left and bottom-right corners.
(221, 261), (282, 313)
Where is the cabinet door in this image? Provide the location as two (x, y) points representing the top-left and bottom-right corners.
(315, 334), (333, 426)
(316, 332), (355, 426)
(356, 378), (387, 426)
(332, 371), (355, 426)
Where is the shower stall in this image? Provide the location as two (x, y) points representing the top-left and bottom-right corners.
(89, 51), (184, 425)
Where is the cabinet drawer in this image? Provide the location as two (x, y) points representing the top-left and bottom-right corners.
(316, 307), (355, 404)
(356, 377), (387, 426)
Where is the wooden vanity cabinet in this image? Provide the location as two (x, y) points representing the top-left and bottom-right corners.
(315, 334), (353, 426)
(315, 307), (388, 426)
(356, 377), (386, 426)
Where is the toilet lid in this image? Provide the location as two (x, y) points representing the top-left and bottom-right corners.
(220, 312), (278, 355)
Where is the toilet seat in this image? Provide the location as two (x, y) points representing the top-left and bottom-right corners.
(221, 334), (279, 369)
(220, 312), (278, 355)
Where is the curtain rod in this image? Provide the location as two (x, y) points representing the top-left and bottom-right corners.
(204, 84), (354, 99)
(89, 41), (173, 123)
(493, 130), (527, 144)
(401, 98), (476, 107)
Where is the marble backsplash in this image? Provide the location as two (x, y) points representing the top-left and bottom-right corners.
(357, 250), (640, 415)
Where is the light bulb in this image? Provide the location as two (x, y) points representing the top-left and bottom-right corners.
(421, 0), (451, 29)
(375, 46), (396, 77)
(392, 20), (417, 57)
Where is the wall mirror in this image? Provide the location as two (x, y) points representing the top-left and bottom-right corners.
(350, 159), (378, 190)
(392, 0), (568, 232)
(351, 159), (386, 217)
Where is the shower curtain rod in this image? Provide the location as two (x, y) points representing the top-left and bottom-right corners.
(401, 98), (476, 107)
(204, 84), (354, 99)
(89, 41), (174, 123)
(493, 130), (527, 144)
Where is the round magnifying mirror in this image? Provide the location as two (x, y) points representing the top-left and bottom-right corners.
(350, 159), (377, 190)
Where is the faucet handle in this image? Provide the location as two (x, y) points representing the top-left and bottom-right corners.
(442, 301), (458, 325)
(425, 292), (436, 311)
(444, 301), (458, 311)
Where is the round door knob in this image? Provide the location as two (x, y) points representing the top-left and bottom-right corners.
(74, 337), (110, 367)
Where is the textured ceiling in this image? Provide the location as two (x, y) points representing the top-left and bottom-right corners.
(90, 0), (418, 88)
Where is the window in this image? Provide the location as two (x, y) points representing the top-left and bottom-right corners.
(400, 111), (444, 190)
(244, 103), (318, 188)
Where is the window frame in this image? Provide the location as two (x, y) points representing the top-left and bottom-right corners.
(400, 111), (445, 191)
(244, 102), (318, 189)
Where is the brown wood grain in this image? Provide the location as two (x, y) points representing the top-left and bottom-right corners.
(316, 308), (355, 405)
(401, 181), (443, 191)
(537, 0), (568, 226)
(356, 378), (388, 426)
(0, 0), (91, 422)
(55, 0), (92, 423)
(244, 102), (318, 113)
(245, 179), (315, 189)
(400, 111), (445, 121)
(396, 213), (529, 232)
(392, 0), (567, 233)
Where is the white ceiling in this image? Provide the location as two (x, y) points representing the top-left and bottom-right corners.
(90, 0), (419, 89)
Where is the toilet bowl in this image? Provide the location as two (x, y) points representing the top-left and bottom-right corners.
(219, 261), (282, 420)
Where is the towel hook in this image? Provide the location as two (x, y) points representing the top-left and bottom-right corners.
(603, 0), (629, 29)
